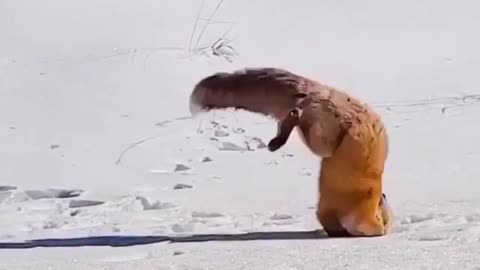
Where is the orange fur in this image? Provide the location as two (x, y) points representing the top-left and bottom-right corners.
(189, 67), (393, 237)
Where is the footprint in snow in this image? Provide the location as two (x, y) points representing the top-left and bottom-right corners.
(0, 187), (15, 202)
(69, 199), (105, 208)
(232, 127), (245, 134)
(248, 136), (267, 149)
(50, 144), (60, 150)
(270, 213), (295, 220)
(24, 188), (83, 200)
(416, 235), (448, 242)
(191, 211), (224, 218)
(262, 219), (299, 226)
(173, 184), (193, 190)
(260, 213), (299, 226)
(201, 156), (213, 163)
(0, 185), (17, 192)
(401, 214), (435, 224)
(136, 196), (178, 210)
(218, 142), (248, 151)
(299, 168), (312, 176)
(171, 223), (195, 233)
(0, 192), (12, 202)
(173, 251), (184, 256)
(214, 130), (229, 137)
(174, 164), (191, 172)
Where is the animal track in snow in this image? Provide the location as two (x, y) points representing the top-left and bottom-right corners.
(416, 235), (448, 242)
(259, 213), (300, 226)
(201, 156), (213, 162)
(0, 192), (12, 203)
(174, 164), (191, 172)
(136, 196), (179, 211)
(50, 144), (60, 150)
(214, 130), (229, 137)
(171, 223), (196, 233)
(270, 213), (295, 220)
(218, 142), (248, 151)
(24, 188), (83, 200)
(262, 219), (299, 226)
(0, 185), (17, 192)
(266, 160), (279, 165)
(69, 199), (105, 208)
(400, 213), (436, 224)
(191, 211), (224, 218)
(299, 168), (312, 176)
(173, 184), (193, 190)
(247, 136), (267, 149)
(0, 186), (16, 203)
(232, 127), (245, 134)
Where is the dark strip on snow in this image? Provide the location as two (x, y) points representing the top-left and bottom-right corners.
(0, 230), (328, 249)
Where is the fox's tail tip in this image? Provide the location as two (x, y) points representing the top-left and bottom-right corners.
(189, 99), (204, 116)
(189, 91), (207, 117)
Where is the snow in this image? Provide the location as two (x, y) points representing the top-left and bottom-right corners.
(1, 0), (480, 269)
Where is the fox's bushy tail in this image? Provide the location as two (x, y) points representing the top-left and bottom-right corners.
(189, 67), (310, 120)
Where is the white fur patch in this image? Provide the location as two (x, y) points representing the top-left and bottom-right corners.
(189, 96), (207, 116)
(340, 212), (386, 236)
(340, 213), (361, 235)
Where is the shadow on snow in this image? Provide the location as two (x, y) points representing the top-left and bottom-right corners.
(0, 230), (332, 249)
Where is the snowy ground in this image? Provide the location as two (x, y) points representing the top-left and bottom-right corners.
(1, 0), (480, 269)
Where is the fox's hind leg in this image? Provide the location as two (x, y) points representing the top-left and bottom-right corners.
(319, 115), (390, 237)
(339, 201), (387, 237)
(316, 206), (351, 237)
(316, 191), (389, 237)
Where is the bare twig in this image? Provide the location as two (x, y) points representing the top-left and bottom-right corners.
(115, 116), (193, 165)
(193, 0), (226, 50)
(44, 1), (236, 67)
(198, 18), (235, 25)
(441, 101), (480, 114)
(102, 0), (235, 66)
(155, 116), (192, 127)
(115, 134), (164, 165)
(372, 94), (480, 114)
(188, 0), (206, 53)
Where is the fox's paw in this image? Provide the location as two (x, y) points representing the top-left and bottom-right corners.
(267, 108), (301, 152)
(267, 137), (286, 152)
(379, 193), (394, 233)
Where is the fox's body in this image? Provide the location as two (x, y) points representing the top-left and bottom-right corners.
(189, 67), (393, 237)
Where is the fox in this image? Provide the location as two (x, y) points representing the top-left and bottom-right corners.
(189, 67), (394, 237)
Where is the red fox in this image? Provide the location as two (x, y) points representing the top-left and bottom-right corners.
(189, 67), (393, 237)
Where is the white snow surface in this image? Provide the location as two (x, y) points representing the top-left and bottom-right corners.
(1, 0), (480, 269)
